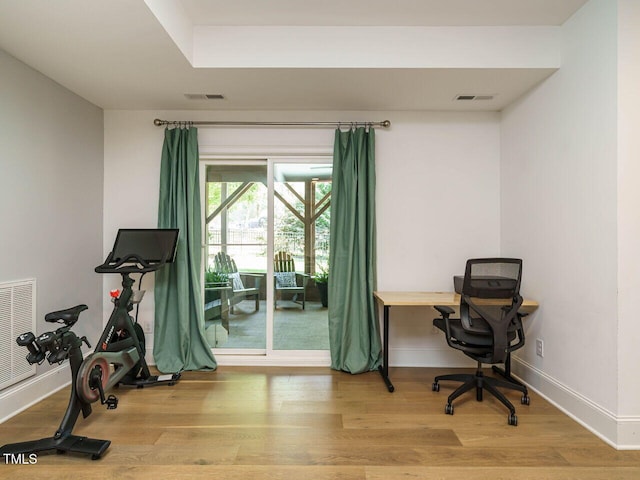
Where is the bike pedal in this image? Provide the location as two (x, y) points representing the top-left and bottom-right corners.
(105, 394), (118, 409)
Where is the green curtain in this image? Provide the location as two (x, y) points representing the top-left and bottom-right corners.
(328, 127), (382, 373)
(154, 127), (216, 372)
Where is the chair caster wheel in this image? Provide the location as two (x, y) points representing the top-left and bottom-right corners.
(521, 394), (530, 405)
(508, 413), (518, 426)
(445, 403), (454, 415)
(432, 382), (440, 392)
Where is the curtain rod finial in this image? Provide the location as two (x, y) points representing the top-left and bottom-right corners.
(381, 120), (391, 128)
(153, 118), (164, 126)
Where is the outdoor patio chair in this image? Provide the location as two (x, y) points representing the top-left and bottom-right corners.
(213, 252), (262, 314)
(274, 251), (309, 309)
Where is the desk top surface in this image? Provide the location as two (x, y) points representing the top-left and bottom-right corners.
(374, 291), (539, 310)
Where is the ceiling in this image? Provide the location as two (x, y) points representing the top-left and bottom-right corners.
(0, 0), (588, 112)
(181, 0), (587, 26)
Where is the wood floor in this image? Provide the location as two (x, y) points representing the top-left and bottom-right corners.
(1, 366), (639, 479)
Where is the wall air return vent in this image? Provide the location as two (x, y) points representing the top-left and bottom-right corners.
(0, 279), (36, 391)
(184, 93), (225, 100)
(454, 94), (495, 101)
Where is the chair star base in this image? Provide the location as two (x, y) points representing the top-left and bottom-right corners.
(432, 362), (530, 426)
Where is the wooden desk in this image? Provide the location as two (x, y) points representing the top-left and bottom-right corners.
(373, 291), (539, 392)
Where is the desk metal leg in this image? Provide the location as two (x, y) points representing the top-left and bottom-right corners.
(377, 304), (394, 392)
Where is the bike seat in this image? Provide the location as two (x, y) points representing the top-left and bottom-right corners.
(45, 304), (88, 326)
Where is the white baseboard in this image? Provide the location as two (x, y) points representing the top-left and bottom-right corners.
(512, 356), (640, 450)
(0, 363), (71, 424)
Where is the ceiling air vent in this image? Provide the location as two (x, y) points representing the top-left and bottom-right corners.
(454, 94), (495, 101)
(184, 93), (225, 100)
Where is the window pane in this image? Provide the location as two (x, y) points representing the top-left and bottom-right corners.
(273, 163), (331, 350)
(204, 164), (267, 350)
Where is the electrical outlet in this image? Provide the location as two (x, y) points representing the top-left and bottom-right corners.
(536, 338), (544, 357)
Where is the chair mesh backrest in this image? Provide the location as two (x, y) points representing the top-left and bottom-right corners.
(462, 258), (522, 299)
(460, 258), (523, 363)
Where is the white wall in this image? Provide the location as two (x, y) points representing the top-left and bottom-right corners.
(376, 112), (501, 366)
(104, 109), (501, 366)
(616, 0), (640, 446)
(0, 49), (104, 417)
(501, 0), (623, 445)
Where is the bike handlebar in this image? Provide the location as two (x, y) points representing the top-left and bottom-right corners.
(95, 252), (168, 274)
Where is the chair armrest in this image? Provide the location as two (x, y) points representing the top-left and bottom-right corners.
(204, 284), (232, 291)
(434, 305), (454, 317)
(297, 273), (311, 287)
(239, 272), (264, 288)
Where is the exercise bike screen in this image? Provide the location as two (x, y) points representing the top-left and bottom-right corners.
(111, 229), (179, 263)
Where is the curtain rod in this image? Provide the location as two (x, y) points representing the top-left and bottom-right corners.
(153, 118), (391, 128)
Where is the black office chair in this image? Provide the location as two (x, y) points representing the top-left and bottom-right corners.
(432, 258), (529, 426)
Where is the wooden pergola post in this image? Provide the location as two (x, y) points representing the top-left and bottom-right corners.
(304, 180), (316, 276)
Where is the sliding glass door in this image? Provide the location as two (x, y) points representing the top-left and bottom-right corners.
(273, 162), (331, 350)
(202, 158), (332, 360)
(203, 163), (268, 352)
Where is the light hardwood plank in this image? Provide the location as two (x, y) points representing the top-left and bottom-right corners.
(365, 466), (640, 480)
(1, 366), (638, 479)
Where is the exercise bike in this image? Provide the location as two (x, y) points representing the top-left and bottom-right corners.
(0, 228), (181, 460)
